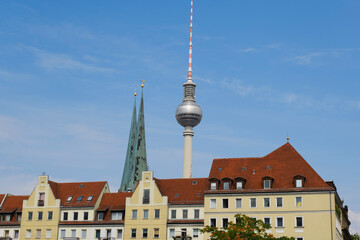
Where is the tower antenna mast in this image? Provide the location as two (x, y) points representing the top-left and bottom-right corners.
(176, 0), (202, 178)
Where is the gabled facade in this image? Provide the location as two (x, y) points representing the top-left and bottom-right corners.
(20, 175), (60, 240)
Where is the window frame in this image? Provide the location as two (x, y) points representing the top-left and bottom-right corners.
(263, 197), (270, 208)
(222, 198), (229, 208)
(276, 197), (283, 207)
(132, 210), (138, 219)
(210, 199), (217, 209)
(263, 217), (271, 226)
(235, 198), (242, 208)
(295, 196), (303, 207)
(171, 209), (176, 219)
(295, 216), (304, 227)
(143, 209), (149, 219)
(276, 217), (284, 228)
(250, 198), (257, 208)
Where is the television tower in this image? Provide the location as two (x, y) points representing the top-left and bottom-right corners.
(176, 0), (202, 178)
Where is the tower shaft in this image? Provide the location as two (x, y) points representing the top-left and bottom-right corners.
(183, 126), (194, 178)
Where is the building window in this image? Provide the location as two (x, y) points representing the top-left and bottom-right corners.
(169, 229), (175, 238)
(95, 229), (100, 238)
(153, 228), (159, 238)
(210, 218), (216, 227)
(36, 229), (41, 239)
(63, 212), (68, 221)
(194, 209), (200, 219)
(171, 209), (176, 219)
(296, 179), (303, 188)
(210, 182), (217, 190)
(131, 229), (136, 238)
(296, 197), (302, 207)
(264, 198), (270, 208)
(181, 229), (187, 237)
(38, 192), (45, 206)
(223, 182), (230, 190)
(235, 198), (242, 208)
(87, 196), (94, 201)
(77, 196), (83, 202)
(264, 217), (271, 225)
(73, 212), (78, 221)
(26, 230), (31, 239)
(210, 199), (216, 209)
(222, 218), (229, 228)
(276, 217), (284, 227)
(97, 212), (104, 220)
(16, 213), (22, 221)
(60, 229), (65, 238)
(263, 180), (271, 189)
(38, 211), (43, 220)
(154, 209), (160, 219)
(296, 238), (304, 240)
(71, 229), (76, 237)
(117, 229), (122, 239)
(47, 211), (53, 220)
(14, 230), (19, 239)
(81, 229), (87, 239)
(132, 210), (137, 219)
(250, 198), (256, 208)
(143, 209), (149, 219)
(28, 211), (33, 220)
(222, 199), (229, 208)
(183, 209), (188, 219)
(66, 196), (73, 202)
(143, 189), (150, 204)
(106, 229), (111, 238)
(193, 228), (199, 238)
(84, 211), (89, 220)
(236, 181), (243, 189)
(111, 211), (123, 220)
(142, 228), (148, 238)
(276, 197), (283, 207)
(296, 217), (303, 227)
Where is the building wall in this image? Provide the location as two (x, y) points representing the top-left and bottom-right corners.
(204, 191), (337, 240)
(0, 226), (20, 239)
(58, 225), (124, 240)
(166, 224), (203, 240)
(20, 175), (61, 240)
(125, 171), (168, 240)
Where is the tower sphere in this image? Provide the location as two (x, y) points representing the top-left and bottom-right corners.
(176, 100), (202, 127)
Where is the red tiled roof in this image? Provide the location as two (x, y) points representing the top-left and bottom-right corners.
(0, 194), (5, 206)
(0, 195), (28, 213)
(208, 143), (333, 191)
(155, 178), (208, 205)
(49, 181), (107, 207)
(97, 192), (132, 211)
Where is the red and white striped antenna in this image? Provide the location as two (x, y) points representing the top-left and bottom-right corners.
(187, 0), (194, 81)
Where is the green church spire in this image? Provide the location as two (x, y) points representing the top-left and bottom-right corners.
(128, 83), (148, 190)
(119, 93), (138, 192)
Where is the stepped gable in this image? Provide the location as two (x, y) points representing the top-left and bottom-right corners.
(155, 178), (208, 205)
(49, 181), (107, 207)
(208, 143), (333, 191)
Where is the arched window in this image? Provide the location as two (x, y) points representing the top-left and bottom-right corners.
(262, 176), (274, 189)
(293, 175), (306, 188)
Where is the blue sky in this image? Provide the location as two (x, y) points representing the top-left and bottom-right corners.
(1, 0), (359, 233)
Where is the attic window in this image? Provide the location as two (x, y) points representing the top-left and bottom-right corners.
(192, 180), (197, 185)
(218, 168), (222, 172)
(210, 182), (217, 190)
(77, 196), (83, 202)
(242, 167), (246, 171)
(87, 196), (94, 201)
(66, 196), (73, 202)
(79, 184), (84, 188)
(293, 175), (306, 188)
(174, 193), (179, 198)
(266, 166), (270, 170)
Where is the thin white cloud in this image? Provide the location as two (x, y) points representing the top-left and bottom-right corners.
(64, 123), (118, 143)
(26, 47), (118, 73)
(221, 78), (253, 96)
(0, 69), (32, 82)
(291, 52), (323, 65)
(349, 210), (360, 234)
(238, 48), (256, 53)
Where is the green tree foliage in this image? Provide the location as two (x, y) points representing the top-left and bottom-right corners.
(201, 214), (294, 240)
(352, 233), (360, 240)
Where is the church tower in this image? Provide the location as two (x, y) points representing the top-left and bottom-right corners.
(119, 82), (148, 191)
(176, 0), (202, 178)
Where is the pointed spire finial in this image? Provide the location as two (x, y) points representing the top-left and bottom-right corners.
(287, 136), (290, 142)
(141, 79), (145, 88)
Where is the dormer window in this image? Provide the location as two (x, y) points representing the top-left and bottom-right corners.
(223, 182), (230, 190)
(236, 181), (243, 189)
(262, 176), (274, 189)
(296, 179), (303, 188)
(293, 175), (306, 188)
(210, 182), (217, 190)
(66, 196), (73, 202)
(234, 177), (246, 190)
(264, 180), (271, 189)
(97, 212), (104, 220)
